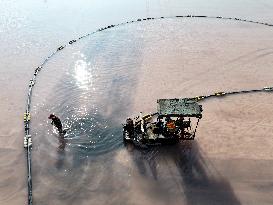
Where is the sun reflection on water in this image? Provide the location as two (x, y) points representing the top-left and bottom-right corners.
(74, 54), (92, 90)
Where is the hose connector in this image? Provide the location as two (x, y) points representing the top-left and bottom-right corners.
(263, 87), (273, 91)
(24, 135), (31, 148)
(24, 112), (31, 122)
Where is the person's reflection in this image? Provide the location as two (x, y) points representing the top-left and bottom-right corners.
(58, 134), (67, 150)
(56, 134), (67, 169)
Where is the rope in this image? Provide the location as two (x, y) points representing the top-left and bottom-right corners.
(23, 15), (273, 205)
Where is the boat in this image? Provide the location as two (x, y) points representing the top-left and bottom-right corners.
(123, 98), (203, 147)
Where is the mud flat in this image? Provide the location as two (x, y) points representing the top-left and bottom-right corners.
(1, 0), (273, 205)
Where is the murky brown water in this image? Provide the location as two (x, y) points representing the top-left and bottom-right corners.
(1, 0), (273, 205)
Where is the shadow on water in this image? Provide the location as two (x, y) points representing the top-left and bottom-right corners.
(126, 143), (160, 180)
(126, 141), (241, 205)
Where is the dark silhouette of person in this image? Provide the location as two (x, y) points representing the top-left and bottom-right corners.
(155, 118), (164, 135)
(176, 116), (184, 129)
(166, 117), (176, 134)
(176, 116), (185, 137)
(124, 118), (134, 138)
(48, 114), (63, 133)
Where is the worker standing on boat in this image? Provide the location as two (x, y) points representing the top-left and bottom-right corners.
(176, 116), (185, 136)
(48, 114), (63, 134)
(176, 117), (184, 129)
(124, 118), (134, 137)
(166, 117), (176, 133)
(156, 118), (164, 134)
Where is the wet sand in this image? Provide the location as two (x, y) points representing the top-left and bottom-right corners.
(1, 0), (273, 205)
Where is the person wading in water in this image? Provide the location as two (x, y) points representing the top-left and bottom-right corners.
(48, 114), (64, 134)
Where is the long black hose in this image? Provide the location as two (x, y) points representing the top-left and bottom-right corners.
(23, 15), (273, 205)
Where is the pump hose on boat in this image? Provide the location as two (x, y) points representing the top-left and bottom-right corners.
(23, 15), (273, 205)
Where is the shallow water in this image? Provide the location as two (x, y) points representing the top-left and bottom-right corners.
(1, 0), (273, 205)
